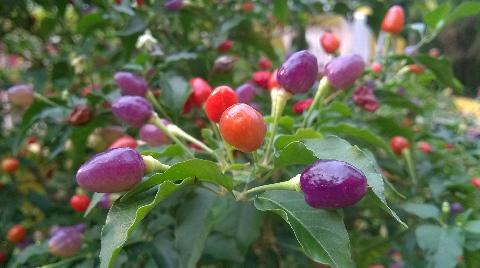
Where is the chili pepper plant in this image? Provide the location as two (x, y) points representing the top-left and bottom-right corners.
(1, 1), (480, 267)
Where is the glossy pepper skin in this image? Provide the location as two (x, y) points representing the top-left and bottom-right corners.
(7, 224), (27, 243)
(277, 50), (318, 94)
(76, 148), (145, 193)
(48, 229), (82, 257)
(112, 96), (153, 128)
(390, 136), (410, 155)
(204, 86), (238, 123)
(320, 32), (340, 54)
(381, 5), (405, 34)
(300, 160), (368, 209)
(235, 83), (256, 104)
(219, 103), (266, 152)
(114, 72), (148, 96)
(324, 54), (365, 89)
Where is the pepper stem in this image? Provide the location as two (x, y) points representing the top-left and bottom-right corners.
(34, 93), (59, 107)
(167, 124), (216, 156)
(302, 77), (332, 128)
(242, 174), (301, 198)
(402, 148), (417, 185)
(142, 155), (171, 173)
(146, 91), (171, 121)
(149, 113), (194, 157)
(262, 88), (291, 165)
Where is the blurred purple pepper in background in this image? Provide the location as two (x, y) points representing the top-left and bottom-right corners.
(114, 72), (148, 97)
(235, 83), (256, 103)
(112, 96), (153, 128)
(324, 54), (365, 89)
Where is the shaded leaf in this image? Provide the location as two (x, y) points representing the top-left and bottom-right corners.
(399, 203), (440, 219)
(415, 225), (465, 268)
(78, 12), (107, 35)
(446, 2), (480, 24)
(273, 0), (288, 23)
(424, 3), (450, 29)
(117, 14), (147, 36)
(175, 188), (229, 268)
(320, 123), (388, 150)
(254, 190), (353, 268)
(158, 75), (190, 116)
(100, 178), (193, 268)
(465, 220), (480, 234)
(417, 55), (462, 92)
(84, 193), (105, 217)
(275, 128), (322, 150)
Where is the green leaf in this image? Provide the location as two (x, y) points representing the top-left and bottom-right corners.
(446, 2), (480, 24)
(369, 116), (414, 141)
(165, 52), (198, 63)
(13, 102), (68, 154)
(273, 0), (288, 23)
(175, 188), (229, 268)
(424, 3), (450, 30)
(208, 200), (262, 258)
(84, 193), (104, 217)
(51, 60), (74, 82)
(274, 141), (316, 168)
(320, 123), (388, 151)
(274, 128), (322, 150)
(464, 250), (480, 268)
(415, 225), (465, 268)
(8, 243), (49, 267)
(140, 144), (185, 158)
(158, 75), (190, 116)
(399, 203), (440, 219)
(117, 14), (147, 36)
(376, 90), (421, 113)
(465, 220), (480, 234)
(320, 101), (352, 119)
(122, 159), (233, 200)
(70, 113), (111, 167)
(254, 190), (353, 268)
(100, 178), (194, 268)
(78, 12), (107, 35)
(416, 55), (463, 92)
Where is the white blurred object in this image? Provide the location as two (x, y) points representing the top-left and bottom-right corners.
(350, 10), (372, 61)
(136, 30), (159, 51)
